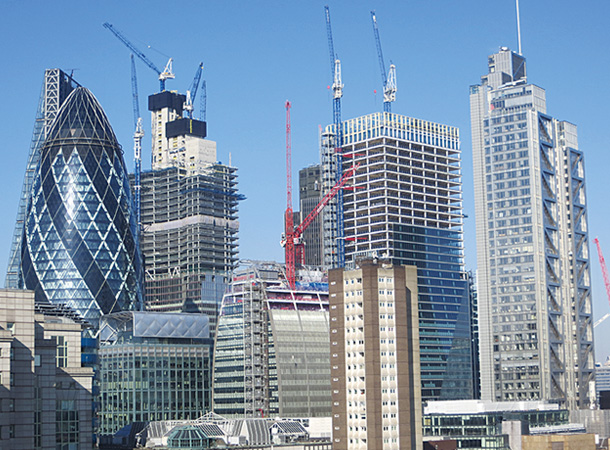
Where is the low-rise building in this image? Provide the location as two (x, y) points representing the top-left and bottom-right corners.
(522, 432), (595, 450)
(0, 289), (94, 449)
(98, 311), (213, 440)
(423, 400), (569, 450)
(136, 412), (332, 449)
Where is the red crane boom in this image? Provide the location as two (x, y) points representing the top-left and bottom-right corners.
(594, 237), (610, 328)
(282, 162), (359, 289)
(281, 101), (359, 289)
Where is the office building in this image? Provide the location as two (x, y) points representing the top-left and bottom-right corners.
(321, 112), (475, 402)
(470, 47), (594, 408)
(596, 359), (610, 393)
(138, 91), (241, 318)
(212, 261), (330, 418)
(328, 259), (422, 450)
(468, 271), (481, 399)
(19, 86), (143, 328)
(0, 289), (94, 449)
(6, 69), (80, 289)
(97, 311), (212, 438)
(521, 433), (595, 450)
(299, 164), (323, 266)
(423, 399), (569, 450)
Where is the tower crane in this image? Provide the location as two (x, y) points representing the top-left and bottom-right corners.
(184, 63), (204, 118)
(281, 101), (359, 290)
(371, 11), (396, 113)
(284, 101), (295, 289)
(130, 54), (144, 237)
(594, 237), (610, 328)
(324, 5), (346, 268)
(103, 22), (174, 92)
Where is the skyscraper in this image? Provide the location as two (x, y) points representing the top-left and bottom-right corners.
(19, 86), (143, 328)
(298, 164), (323, 266)
(470, 47), (594, 408)
(322, 112), (476, 402)
(138, 91), (241, 320)
(6, 69), (80, 288)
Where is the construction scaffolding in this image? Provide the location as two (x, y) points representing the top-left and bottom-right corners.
(213, 261), (330, 419)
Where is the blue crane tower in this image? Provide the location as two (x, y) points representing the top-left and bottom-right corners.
(200, 80), (207, 122)
(324, 5), (346, 268)
(184, 63), (204, 119)
(103, 22), (175, 92)
(370, 11), (397, 113)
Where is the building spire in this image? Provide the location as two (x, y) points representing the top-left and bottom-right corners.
(516, 0), (523, 55)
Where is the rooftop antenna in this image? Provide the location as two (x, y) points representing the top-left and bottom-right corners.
(515, 0), (522, 55)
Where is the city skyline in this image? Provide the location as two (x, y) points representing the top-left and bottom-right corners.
(1, 1), (610, 358)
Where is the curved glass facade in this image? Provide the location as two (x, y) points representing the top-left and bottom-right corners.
(21, 87), (143, 327)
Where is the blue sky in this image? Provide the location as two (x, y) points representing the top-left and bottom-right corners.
(2, 1), (610, 359)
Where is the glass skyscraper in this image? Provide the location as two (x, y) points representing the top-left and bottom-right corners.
(321, 112), (476, 402)
(6, 69), (80, 288)
(470, 47), (594, 408)
(20, 86), (143, 328)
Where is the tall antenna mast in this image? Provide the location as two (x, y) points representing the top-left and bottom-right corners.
(515, 0), (522, 55)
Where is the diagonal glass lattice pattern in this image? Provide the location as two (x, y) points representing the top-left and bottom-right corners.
(21, 87), (143, 328)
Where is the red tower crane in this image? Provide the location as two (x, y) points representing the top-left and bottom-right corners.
(594, 237), (610, 328)
(281, 102), (359, 289)
(284, 101), (295, 289)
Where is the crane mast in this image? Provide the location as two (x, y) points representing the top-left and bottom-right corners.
(200, 80), (207, 121)
(371, 11), (396, 112)
(284, 101), (296, 290)
(324, 5), (346, 268)
(103, 22), (174, 92)
(185, 63), (204, 118)
(130, 55), (144, 237)
(594, 238), (610, 328)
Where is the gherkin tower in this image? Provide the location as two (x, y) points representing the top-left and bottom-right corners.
(20, 87), (143, 327)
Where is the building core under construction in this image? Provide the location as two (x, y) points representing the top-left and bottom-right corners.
(136, 90), (242, 325)
(321, 112), (476, 402)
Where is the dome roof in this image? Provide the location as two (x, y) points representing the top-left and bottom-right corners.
(167, 425), (208, 449)
(44, 87), (119, 150)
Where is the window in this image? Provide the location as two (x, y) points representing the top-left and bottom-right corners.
(53, 336), (68, 368)
(56, 400), (78, 448)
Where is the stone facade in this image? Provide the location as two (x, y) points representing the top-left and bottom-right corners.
(0, 289), (93, 449)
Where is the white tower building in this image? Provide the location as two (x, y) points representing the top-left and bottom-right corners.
(470, 47), (594, 408)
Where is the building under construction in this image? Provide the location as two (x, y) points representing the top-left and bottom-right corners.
(136, 90), (242, 328)
(298, 165), (324, 267)
(212, 261), (330, 419)
(321, 112), (476, 403)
